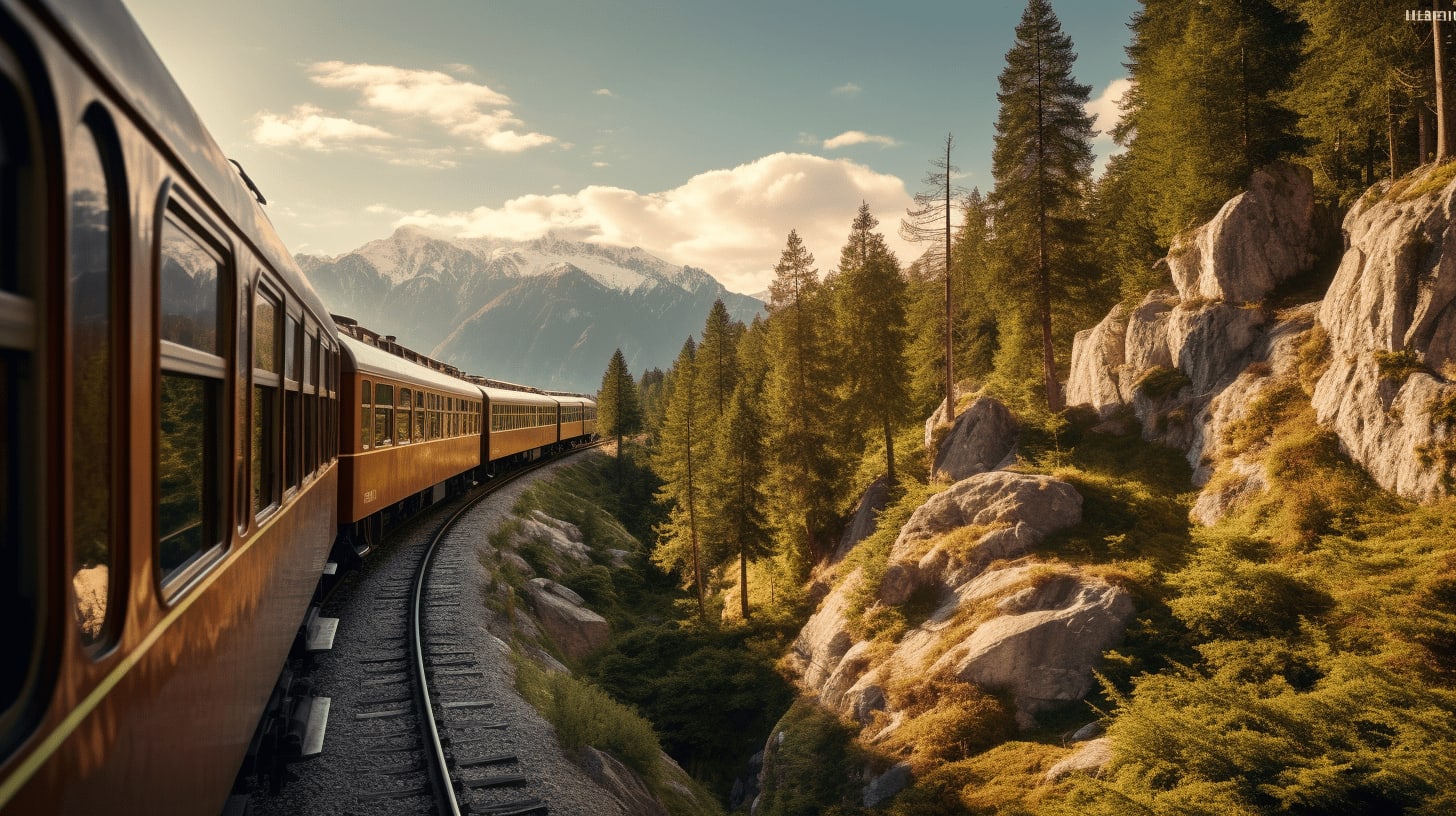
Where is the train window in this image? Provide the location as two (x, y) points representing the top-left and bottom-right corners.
(360, 378), (371, 450)
(252, 288), (279, 516)
(157, 208), (229, 592)
(414, 401), (424, 443)
(303, 328), (316, 475)
(397, 388), (412, 443)
(69, 115), (121, 651)
(284, 315), (300, 491)
(374, 382), (393, 446)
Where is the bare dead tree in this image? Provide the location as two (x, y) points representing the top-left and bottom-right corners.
(900, 133), (965, 423)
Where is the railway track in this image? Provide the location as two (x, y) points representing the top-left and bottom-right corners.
(250, 444), (604, 816)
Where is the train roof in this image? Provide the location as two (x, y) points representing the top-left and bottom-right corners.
(39, 0), (334, 335)
(340, 335), (481, 399)
(476, 384), (559, 408)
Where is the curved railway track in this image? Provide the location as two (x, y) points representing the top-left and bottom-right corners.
(251, 442), (604, 816)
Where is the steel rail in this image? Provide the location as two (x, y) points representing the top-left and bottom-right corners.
(409, 442), (605, 816)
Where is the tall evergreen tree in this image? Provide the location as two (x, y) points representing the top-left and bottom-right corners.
(652, 338), (708, 621)
(707, 382), (772, 621)
(764, 230), (840, 573)
(949, 189), (1002, 385)
(989, 0), (1097, 412)
(597, 348), (643, 462)
(835, 202), (911, 486)
(1119, 0), (1303, 240)
(900, 134), (965, 422)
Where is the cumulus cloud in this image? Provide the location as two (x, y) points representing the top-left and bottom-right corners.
(594, 88), (615, 97)
(823, 130), (899, 149)
(252, 104), (393, 150)
(387, 152), (916, 294)
(1085, 77), (1131, 135)
(832, 82), (862, 97)
(251, 60), (556, 153)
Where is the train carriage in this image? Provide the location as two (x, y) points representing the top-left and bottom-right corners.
(336, 330), (482, 547)
(545, 392), (597, 447)
(478, 385), (560, 467)
(0, 1), (340, 813)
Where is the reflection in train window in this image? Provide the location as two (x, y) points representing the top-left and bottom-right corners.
(374, 382), (393, 446)
(252, 288), (279, 516)
(284, 315), (300, 491)
(360, 378), (371, 450)
(159, 220), (219, 354)
(158, 373), (215, 577)
(397, 388), (412, 443)
(157, 207), (227, 592)
(69, 118), (119, 650)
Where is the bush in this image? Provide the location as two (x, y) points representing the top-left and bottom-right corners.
(514, 657), (662, 779)
(1135, 365), (1192, 400)
(1374, 348), (1425, 384)
(755, 699), (863, 816)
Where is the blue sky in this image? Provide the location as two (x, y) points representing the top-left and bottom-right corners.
(123, 0), (1139, 294)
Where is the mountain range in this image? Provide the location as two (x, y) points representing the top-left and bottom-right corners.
(295, 227), (764, 393)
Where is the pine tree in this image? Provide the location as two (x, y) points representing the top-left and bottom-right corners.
(707, 382), (772, 621)
(835, 202), (910, 486)
(989, 0), (1097, 412)
(764, 230), (840, 574)
(652, 337), (708, 621)
(949, 189), (1001, 384)
(1118, 0), (1303, 241)
(597, 348), (643, 462)
(900, 134), (965, 422)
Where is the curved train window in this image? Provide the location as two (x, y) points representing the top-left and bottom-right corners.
(252, 287), (279, 516)
(69, 112), (123, 651)
(374, 382), (393, 446)
(157, 205), (230, 592)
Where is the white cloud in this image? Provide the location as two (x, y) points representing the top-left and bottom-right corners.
(307, 60), (556, 151)
(832, 82), (862, 97)
(1086, 77), (1132, 175)
(594, 88), (615, 97)
(252, 104), (393, 150)
(823, 130), (899, 150)
(388, 152), (916, 294)
(1086, 77), (1132, 136)
(593, 161), (611, 168)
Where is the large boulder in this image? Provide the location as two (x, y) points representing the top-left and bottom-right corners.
(1066, 304), (1128, 417)
(786, 571), (858, 690)
(527, 578), (609, 661)
(1165, 162), (1319, 303)
(931, 573), (1133, 725)
(1044, 738), (1114, 783)
(931, 397), (1019, 482)
(577, 746), (668, 816)
(1312, 169), (1456, 501)
(831, 477), (891, 565)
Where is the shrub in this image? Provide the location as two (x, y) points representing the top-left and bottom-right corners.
(1134, 365), (1192, 400)
(514, 656), (662, 779)
(755, 699), (863, 816)
(880, 669), (1016, 770)
(1374, 348), (1425, 384)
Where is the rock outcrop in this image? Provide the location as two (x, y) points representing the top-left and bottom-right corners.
(1311, 172), (1456, 500)
(1044, 737), (1113, 783)
(931, 397), (1019, 482)
(527, 578), (609, 662)
(789, 469), (1132, 732)
(832, 477), (891, 566)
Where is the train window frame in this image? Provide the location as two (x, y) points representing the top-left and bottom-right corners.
(360, 377), (371, 451)
(68, 104), (128, 656)
(154, 193), (233, 603)
(283, 312), (300, 494)
(251, 281), (281, 520)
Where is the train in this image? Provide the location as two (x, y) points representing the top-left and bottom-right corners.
(0, 2), (596, 813)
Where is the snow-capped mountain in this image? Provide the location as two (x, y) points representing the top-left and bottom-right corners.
(296, 226), (763, 392)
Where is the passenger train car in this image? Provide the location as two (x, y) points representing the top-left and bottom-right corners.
(0, 2), (595, 814)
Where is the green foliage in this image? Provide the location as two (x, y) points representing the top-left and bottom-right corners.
(1374, 348), (1425, 383)
(880, 670), (1017, 770)
(587, 622), (797, 797)
(841, 480), (938, 641)
(514, 656), (663, 779)
(1134, 365), (1191, 400)
(1429, 391), (1456, 427)
(888, 741), (1066, 816)
(1060, 656), (1456, 815)
(755, 699), (864, 816)
(1167, 535), (1332, 641)
(599, 347), (644, 447)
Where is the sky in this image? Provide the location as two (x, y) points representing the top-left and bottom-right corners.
(123, 0), (1140, 295)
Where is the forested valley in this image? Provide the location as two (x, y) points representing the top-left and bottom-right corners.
(513, 2), (1456, 814)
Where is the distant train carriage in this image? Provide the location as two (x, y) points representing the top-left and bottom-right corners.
(336, 328), (482, 551)
(545, 392), (597, 447)
(479, 385), (560, 467)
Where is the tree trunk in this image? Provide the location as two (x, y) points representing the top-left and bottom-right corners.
(883, 416), (896, 488)
(1366, 129), (1376, 186)
(1390, 85), (1400, 180)
(942, 136), (954, 424)
(1421, 105), (1433, 165)
(1438, 0), (1449, 162)
(739, 550), (749, 621)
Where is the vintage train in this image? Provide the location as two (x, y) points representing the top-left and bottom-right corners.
(0, 1), (595, 813)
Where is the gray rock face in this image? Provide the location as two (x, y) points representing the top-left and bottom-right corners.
(832, 477), (891, 565)
(931, 397), (1020, 482)
(931, 575), (1134, 724)
(577, 746), (669, 816)
(1066, 305), (1128, 417)
(863, 762), (913, 808)
(527, 578), (609, 662)
(1044, 737), (1114, 783)
(1312, 172), (1456, 501)
(1165, 162), (1319, 303)
(1165, 301), (1268, 398)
